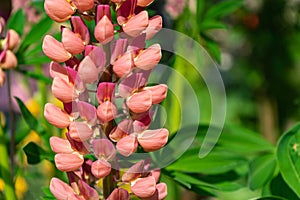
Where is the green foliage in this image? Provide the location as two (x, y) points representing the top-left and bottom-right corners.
(6, 9), (25, 35)
(23, 142), (53, 164)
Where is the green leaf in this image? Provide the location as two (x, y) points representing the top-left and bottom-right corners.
(205, 0), (243, 19)
(6, 9), (25, 35)
(200, 20), (227, 31)
(248, 154), (277, 190)
(23, 142), (45, 164)
(253, 197), (288, 200)
(16, 69), (52, 84)
(196, 0), (205, 21)
(276, 123), (300, 198)
(205, 39), (221, 63)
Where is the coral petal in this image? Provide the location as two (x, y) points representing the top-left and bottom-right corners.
(144, 84), (167, 104)
(146, 16), (162, 40)
(116, 134), (138, 157)
(52, 77), (75, 103)
(69, 121), (93, 142)
(123, 11), (148, 37)
(44, 0), (75, 22)
(92, 139), (116, 160)
(134, 44), (161, 70)
(113, 51), (133, 77)
(44, 103), (70, 128)
(55, 153), (84, 172)
(50, 178), (75, 200)
(94, 15), (114, 44)
(50, 136), (73, 154)
(73, 0), (94, 11)
(62, 28), (85, 55)
(42, 35), (71, 62)
(131, 176), (156, 198)
(91, 159), (111, 179)
(78, 56), (98, 83)
(96, 101), (117, 122)
(107, 188), (130, 200)
(137, 128), (169, 152)
(127, 90), (152, 113)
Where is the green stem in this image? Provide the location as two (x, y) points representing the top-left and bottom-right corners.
(0, 116), (17, 200)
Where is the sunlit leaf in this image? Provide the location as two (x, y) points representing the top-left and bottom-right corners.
(6, 9), (25, 35)
(205, 0), (242, 19)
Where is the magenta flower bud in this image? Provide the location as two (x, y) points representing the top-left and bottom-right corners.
(44, 103), (71, 128)
(72, 0), (94, 11)
(117, 0), (137, 25)
(145, 16), (162, 40)
(109, 119), (132, 142)
(110, 38), (128, 64)
(137, 0), (154, 7)
(131, 176), (156, 198)
(96, 82), (116, 103)
(77, 101), (97, 125)
(94, 15), (114, 44)
(95, 5), (111, 23)
(49, 62), (68, 79)
(78, 56), (98, 83)
(52, 76), (75, 103)
(113, 51), (134, 77)
(0, 68), (5, 87)
(127, 90), (152, 113)
(93, 138), (116, 160)
(107, 188), (130, 200)
(66, 133), (90, 155)
(55, 153), (84, 172)
(42, 35), (72, 62)
(97, 101), (117, 122)
(116, 134), (138, 156)
(91, 158), (111, 179)
(134, 44), (161, 70)
(144, 84), (168, 104)
(69, 121), (93, 142)
(78, 180), (99, 200)
(50, 178), (78, 200)
(6, 29), (20, 51)
(70, 16), (90, 45)
(44, 0), (75, 22)
(50, 136), (74, 154)
(137, 128), (169, 152)
(62, 28), (85, 55)
(0, 50), (17, 69)
(123, 11), (149, 37)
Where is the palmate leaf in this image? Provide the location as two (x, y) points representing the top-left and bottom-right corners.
(276, 123), (300, 198)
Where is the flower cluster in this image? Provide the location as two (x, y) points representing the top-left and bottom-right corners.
(0, 17), (20, 87)
(43, 0), (168, 199)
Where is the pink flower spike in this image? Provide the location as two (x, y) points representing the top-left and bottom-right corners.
(127, 90), (152, 113)
(77, 101), (97, 125)
(134, 44), (161, 70)
(137, 0), (154, 7)
(62, 28), (85, 55)
(6, 29), (20, 51)
(137, 128), (169, 152)
(52, 76), (75, 103)
(113, 51), (134, 78)
(50, 136), (73, 154)
(96, 82), (116, 103)
(42, 35), (72, 62)
(144, 84), (168, 104)
(44, 103), (71, 128)
(91, 159), (111, 179)
(109, 119), (132, 142)
(117, 0), (137, 25)
(55, 153), (84, 172)
(95, 5), (111, 22)
(50, 178), (76, 200)
(93, 139), (116, 160)
(131, 176), (156, 198)
(49, 62), (68, 79)
(72, 0), (94, 11)
(94, 15), (114, 44)
(116, 134), (138, 157)
(44, 0), (75, 22)
(123, 11), (149, 37)
(86, 46), (106, 72)
(145, 16), (162, 40)
(110, 38), (128, 64)
(78, 180), (99, 200)
(78, 56), (98, 83)
(97, 101), (117, 122)
(69, 121), (93, 142)
(107, 188), (130, 200)
(70, 16), (90, 45)
(142, 183), (167, 200)
(0, 50), (17, 69)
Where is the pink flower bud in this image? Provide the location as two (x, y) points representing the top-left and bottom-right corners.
(144, 84), (168, 104)
(52, 76), (75, 103)
(0, 68), (5, 87)
(117, 0), (137, 25)
(97, 101), (117, 122)
(77, 101), (97, 125)
(78, 56), (98, 83)
(72, 0), (94, 11)
(50, 178), (77, 200)
(134, 44), (161, 70)
(69, 121), (93, 142)
(143, 183), (167, 200)
(131, 176), (156, 198)
(55, 153), (84, 172)
(123, 11), (149, 37)
(85, 46), (106, 72)
(107, 188), (130, 200)
(70, 16), (90, 45)
(122, 160), (145, 182)
(137, 0), (154, 7)
(78, 180), (99, 200)
(44, 0), (75, 22)
(94, 15), (114, 44)
(93, 139), (116, 160)
(62, 28), (85, 55)
(113, 51), (134, 77)
(91, 159), (111, 178)
(44, 103), (71, 128)
(116, 134), (138, 156)
(145, 16), (162, 40)
(137, 128), (169, 152)
(6, 29), (20, 51)
(50, 136), (74, 154)
(96, 82), (116, 103)
(0, 50), (17, 69)
(127, 90), (152, 113)
(109, 119), (132, 142)
(49, 62), (68, 79)
(95, 5), (111, 22)
(42, 35), (72, 62)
